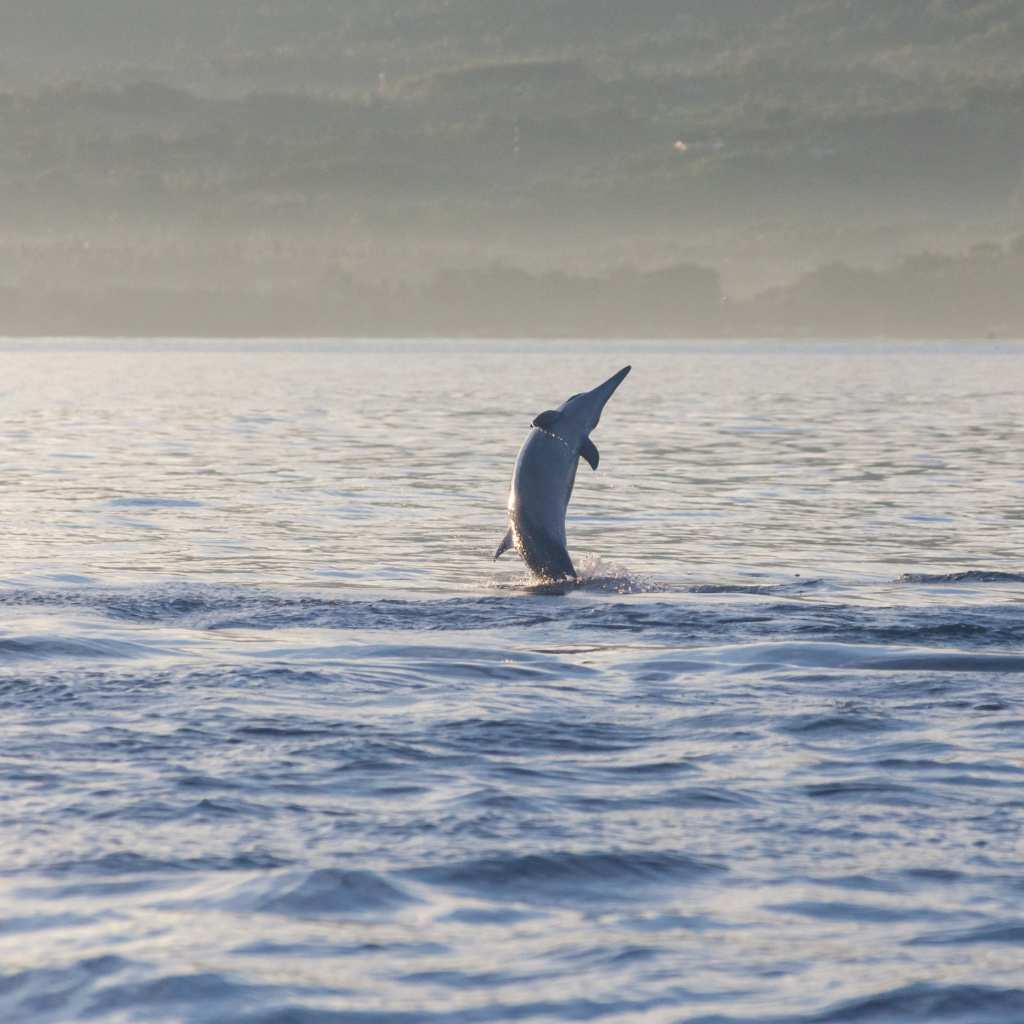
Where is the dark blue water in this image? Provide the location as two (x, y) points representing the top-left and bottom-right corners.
(1, 339), (1023, 1023)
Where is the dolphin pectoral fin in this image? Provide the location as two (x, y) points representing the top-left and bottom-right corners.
(531, 410), (562, 431)
(494, 529), (515, 560)
(580, 437), (600, 471)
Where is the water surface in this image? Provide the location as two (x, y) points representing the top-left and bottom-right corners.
(1, 338), (1023, 1023)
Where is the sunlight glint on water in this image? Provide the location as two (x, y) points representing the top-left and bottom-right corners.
(1, 338), (1023, 1024)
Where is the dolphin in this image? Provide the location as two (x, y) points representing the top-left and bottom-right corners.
(494, 365), (631, 581)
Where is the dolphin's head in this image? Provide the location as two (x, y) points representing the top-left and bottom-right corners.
(555, 365), (631, 436)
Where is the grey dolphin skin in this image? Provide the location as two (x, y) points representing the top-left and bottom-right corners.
(495, 365), (631, 581)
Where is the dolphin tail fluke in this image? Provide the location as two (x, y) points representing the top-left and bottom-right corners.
(494, 529), (515, 560)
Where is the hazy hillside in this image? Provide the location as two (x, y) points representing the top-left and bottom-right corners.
(2, 1), (1022, 332)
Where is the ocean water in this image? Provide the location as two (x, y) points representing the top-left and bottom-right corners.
(1, 337), (1023, 1024)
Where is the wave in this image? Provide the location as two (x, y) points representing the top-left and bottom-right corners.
(0, 633), (160, 662)
(908, 921), (1024, 946)
(224, 982), (1024, 1024)
(0, 956), (132, 1023)
(407, 849), (725, 905)
(3, 583), (1024, 663)
(2, 938), (1020, 1024)
(44, 850), (290, 878)
(107, 497), (204, 509)
(226, 868), (417, 918)
(800, 982), (1024, 1024)
(687, 578), (824, 595)
(901, 570), (1024, 584)
(629, 640), (1024, 674)
(0, 584), (570, 633)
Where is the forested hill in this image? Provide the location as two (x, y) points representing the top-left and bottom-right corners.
(2, 1), (1022, 334)
(6, 1), (1023, 96)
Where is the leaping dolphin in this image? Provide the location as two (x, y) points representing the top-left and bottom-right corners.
(495, 365), (631, 581)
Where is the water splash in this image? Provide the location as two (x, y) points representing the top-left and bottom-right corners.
(573, 553), (662, 593)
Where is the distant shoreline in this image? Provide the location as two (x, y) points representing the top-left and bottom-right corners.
(5, 236), (1021, 341)
(3, 334), (1022, 347)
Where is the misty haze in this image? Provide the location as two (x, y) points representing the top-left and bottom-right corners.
(3, 0), (1023, 336)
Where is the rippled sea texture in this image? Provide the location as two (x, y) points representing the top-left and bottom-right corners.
(2, 338), (1024, 1024)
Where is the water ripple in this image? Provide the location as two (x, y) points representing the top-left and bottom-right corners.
(3, 343), (1023, 1023)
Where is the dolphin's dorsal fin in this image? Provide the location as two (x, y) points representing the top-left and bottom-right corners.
(494, 529), (515, 560)
(532, 410), (561, 431)
(580, 437), (599, 471)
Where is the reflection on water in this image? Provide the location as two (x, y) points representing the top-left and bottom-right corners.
(0, 338), (1023, 1023)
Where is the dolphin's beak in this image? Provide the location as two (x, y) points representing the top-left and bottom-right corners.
(589, 365), (632, 409)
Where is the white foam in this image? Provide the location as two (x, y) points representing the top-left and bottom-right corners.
(574, 554), (662, 593)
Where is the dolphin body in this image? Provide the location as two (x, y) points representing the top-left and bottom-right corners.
(495, 365), (631, 581)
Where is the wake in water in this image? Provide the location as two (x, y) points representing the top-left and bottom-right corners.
(6, 572), (1022, 674)
(492, 563), (1024, 597)
(900, 570), (1024, 584)
(489, 552), (664, 594)
(491, 553), (827, 596)
(686, 577), (824, 595)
